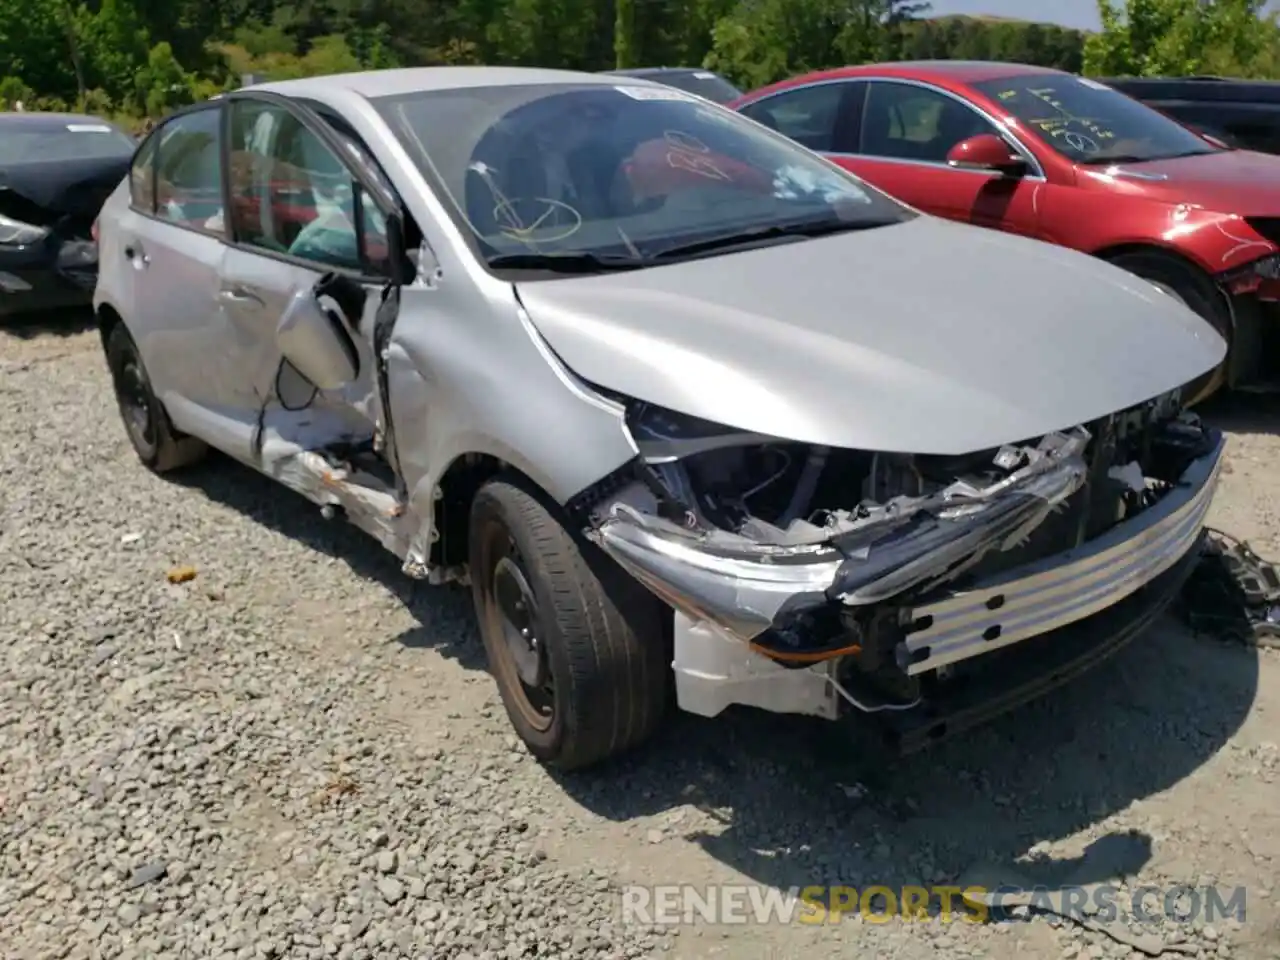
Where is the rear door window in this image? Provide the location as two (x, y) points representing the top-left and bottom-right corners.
(129, 133), (158, 213)
(740, 83), (857, 152)
(154, 107), (226, 236)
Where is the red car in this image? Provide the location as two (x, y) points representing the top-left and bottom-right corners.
(730, 61), (1280, 398)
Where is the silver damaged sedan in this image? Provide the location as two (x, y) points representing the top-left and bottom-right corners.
(92, 66), (1228, 769)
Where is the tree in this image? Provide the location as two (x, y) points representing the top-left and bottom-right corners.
(1084, 0), (1279, 78)
(615, 0), (636, 67)
(135, 41), (191, 115)
(0, 0), (1267, 122)
(705, 0), (930, 88)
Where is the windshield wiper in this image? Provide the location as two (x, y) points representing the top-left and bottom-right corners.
(485, 252), (645, 273)
(1080, 149), (1213, 165)
(652, 218), (900, 261)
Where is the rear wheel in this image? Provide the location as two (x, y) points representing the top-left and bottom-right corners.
(1107, 250), (1232, 405)
(105, 323), (207, 473)
(469, 475), (669, 771)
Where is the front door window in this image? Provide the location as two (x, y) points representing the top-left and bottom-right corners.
(859, 82), (999, 165)
(227, 100), (388, 275)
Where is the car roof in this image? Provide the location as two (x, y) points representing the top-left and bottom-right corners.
(603, 67), (712, 77)
(766, 60), (1068, 90)
(1102, 76), (1280, 103)
(249, 65), (659, 100)
(0, 111), (122, 129)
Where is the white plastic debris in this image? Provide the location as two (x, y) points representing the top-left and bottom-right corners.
(1108, 460), (1145, 494)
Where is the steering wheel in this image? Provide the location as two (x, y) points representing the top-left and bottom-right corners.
(493, 197), (583, 244)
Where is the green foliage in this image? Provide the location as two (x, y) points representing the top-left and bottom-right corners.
(0, 0), (1275, 122)
(704, 3), (1090, 89)
(1084, 0), (1280, 78)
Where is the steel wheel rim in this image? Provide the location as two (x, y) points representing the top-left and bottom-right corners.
(117, 356), (156, 451)
(486, 534), (554, 731)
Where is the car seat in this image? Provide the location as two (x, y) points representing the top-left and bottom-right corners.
(860, 94), (901, 158)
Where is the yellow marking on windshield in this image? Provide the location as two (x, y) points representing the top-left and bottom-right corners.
(991, 86), (1118, 142)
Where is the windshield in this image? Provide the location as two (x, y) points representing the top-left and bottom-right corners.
(0, 123), (135, 165)
(373, 82), (913, 271)
(649, 71), (743, 104)
(970, 73), (1221, 165)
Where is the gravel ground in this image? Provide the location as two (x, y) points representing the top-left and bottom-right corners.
(2, 317), (1279, 960)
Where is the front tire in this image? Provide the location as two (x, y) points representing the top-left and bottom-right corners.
(105, 323), (207, 473)
(1107, 250), (1233, 405)
(469, 475), (669, 771)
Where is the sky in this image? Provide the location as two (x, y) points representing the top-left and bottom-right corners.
(924, 0), (1280, 32)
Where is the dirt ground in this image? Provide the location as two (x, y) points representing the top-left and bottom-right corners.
(2, 316), (1278, 960)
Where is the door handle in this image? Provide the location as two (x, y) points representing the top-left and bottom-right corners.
(219, 285), (263, 305)
(124, 244), (149, 266)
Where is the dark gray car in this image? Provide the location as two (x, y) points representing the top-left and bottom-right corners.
(0, 112), (136, 318)
(601, 67), (743, 103)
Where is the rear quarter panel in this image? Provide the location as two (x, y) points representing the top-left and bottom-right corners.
(92, 182), (135, 322)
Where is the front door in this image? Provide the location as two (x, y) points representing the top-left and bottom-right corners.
(830, 80), (1044, 241)
(216, 94), (396, 461)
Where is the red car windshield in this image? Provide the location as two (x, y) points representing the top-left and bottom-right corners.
(971, 73), (1221, 165)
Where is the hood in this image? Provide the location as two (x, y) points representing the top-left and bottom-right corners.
(1077, 148), (1280, 215)
(515, 216), (1225, 456)
(0, 156), (131, 230)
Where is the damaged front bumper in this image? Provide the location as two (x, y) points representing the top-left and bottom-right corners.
(0, 239), (98, 316)
(590, 428), (1095, 643)
(588, 422), (1226, 726)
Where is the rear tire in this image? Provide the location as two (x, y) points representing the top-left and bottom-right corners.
(105, 323), (207, 473)
(469, 474), (670, 771)
(1107, 250), (1232, 405)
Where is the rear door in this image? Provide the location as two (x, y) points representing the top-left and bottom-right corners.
(116, 104), (230, 417)
(217, 91), (399, 456)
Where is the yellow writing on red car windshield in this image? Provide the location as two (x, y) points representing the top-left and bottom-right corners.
(990, 84), (1118, 143)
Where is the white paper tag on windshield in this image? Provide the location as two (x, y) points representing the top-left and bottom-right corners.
(614, 84), (696, 102)
(1077, 77), (1111, 90)
(693, 71), (716, 79)
(66, 123), (112, 132)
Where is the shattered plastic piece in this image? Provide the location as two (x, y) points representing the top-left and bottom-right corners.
(166, 566), (197, 584)
(1107, 460), (1145, 493)
(1177, 528), (1280, 648)
(992, 445), (1025, 470)
(0, 272), (33, 293)
(120, 532), (141, 545)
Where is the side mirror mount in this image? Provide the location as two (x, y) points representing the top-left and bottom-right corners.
(946, 133), (1028, 176)
(383, 208), (411, 284)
